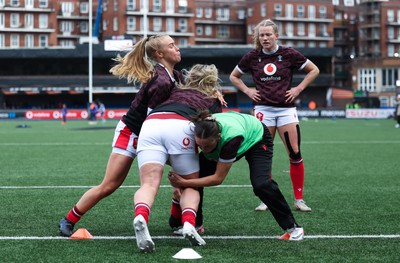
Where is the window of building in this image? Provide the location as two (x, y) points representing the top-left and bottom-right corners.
(297, 22), (305, 36)
(261, 4), (266, 18)
(319, 6), (327, 19)
(379, 96), (389, 107)
(113, 0), (118, 11)
(39, 0), (48, 8)
(0, 0), (4, 7)
(297, 41), (305, 47)
(61, 2), (74, 16)
(388, 27), (394, 39)
(205, 8), (212, 18)
(25, 14), (34, 29)
(344, 0), (354, 6)
(166, 18), (174, 33)
(0, 34), (4, 48)
(39, 14), (48, 28)
(286, 23), (294, 37)
(103, 19), (108, 31)
(179, 38), (187, 47)
(286, 4), (293, 18)
(217, 25), (229, 38)
(205, 26), (212, 36)
(387, 10), (394, 22)
(25, 34), (34, 48)
(60, 21), (73, 33)
(196, 8), (203, 18)
(398, 10), (400, 23)
(320, 24), (328, 37)
(80, 21), (88, 33)
(382, 68), (398, 90)
(80, 2), (89, 14)
(153, 0), (161, 12)
(127, 0), (136, 11)
(332, 0), (339, 5)
(25, 0), (34, 8)
(196, 25), (203, 35)
(238, 9), (245, 19)
(153, 17), (162, 32)
(166, 0), (174, 13)
(308, 41), (316, 48)
(297, 5), (304, 18)
(274, 4), (282, 17)
(319, 42), (327, 47)
(358, 68), (376, 92)
(178, 18), (187, 32)
(178, 0), (187, 13)
(60, 40), (74, 47)
(216, 8), (229, 21)
(39, 34), (48, 47)
(113, 17), (118, 31)
(308, 5), (316, 19)
(11, 13), (20, 28)
(0, 13), (4, 28)
(247, 7), (253, 17)
(308, 23), (316, 37)
(11, 0), (19, 7)
(127, 17), (136, 31)
(10, 34), (19, 48)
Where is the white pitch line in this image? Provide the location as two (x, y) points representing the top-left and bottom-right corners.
(1, 234), (399, 240)
(1, 141), (400, 147)
(0, 185), (252, 189)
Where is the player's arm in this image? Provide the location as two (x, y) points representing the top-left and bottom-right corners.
(230, 67), (260, 102)
(168, 162), (232, 188)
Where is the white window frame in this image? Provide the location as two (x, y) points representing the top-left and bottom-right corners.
(80, 2), (89, 14)
(113, 17), (118, 31)
(285, 4), (293, 18)
(11, 0), (19, 7)
(10, 34), (20, 48)
(80, 21), (89, 33)
(261, 4), (266, 18)
(178, 18), (187, 32)
(205, 25), (212, 36)
(274, 4), (282, 17)
(153, 17), (162, 32)
(25, 14), (34, 29)
(25, 0), (34, 8)
(39, 14), (48, 29)
(205, 8), (212, 18)
(39, 34), (48, 48)
(11, 13), (20, 28)
(308, 23), (316, 37)
(39, 0), (48, 8)
(308, 5), (316, 19)
(25, 34), (34, 48)
(217, 25), (229, 38)
(216, 8), (229, 21)
(166, 0), (174, 14)
(153, 0), (161, 12)
(0, 34), (5, 48)
(387, 10), (394, 23)
(127, 0), (136, 11)
(0, 0), (4, 7)
(319, 6), (327, 19)
(166, 18), (174, 33)
(297, 5), (304, 18)
(297, 22), (305, 36)
(196, 8), (203, 18)
(127, 17), (136, 31)
(196, 25), (203, 36)
(0, 13), (5, 29)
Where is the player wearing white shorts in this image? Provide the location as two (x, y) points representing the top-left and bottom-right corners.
(58, 34), (183, 237)
(132, 64), (224, 252)
(230, 19), (319, 212)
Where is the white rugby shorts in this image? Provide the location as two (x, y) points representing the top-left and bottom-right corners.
(254, 105), (299, 127)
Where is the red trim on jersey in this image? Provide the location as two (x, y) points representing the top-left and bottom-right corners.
(147, 113), (188, 120)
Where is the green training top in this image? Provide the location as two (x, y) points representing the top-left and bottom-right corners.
(202, 111), (264, 161)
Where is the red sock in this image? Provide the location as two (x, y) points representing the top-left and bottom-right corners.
(170, 198), (181, 219)
(65, 205), (84, 224)
(134, 203), (151, 223)
(290, 160), (304, 200)
(181, 208), (196, 227)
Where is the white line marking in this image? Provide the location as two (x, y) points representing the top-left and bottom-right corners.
(0, 185), (252, 189)
(1, 235), (399, 240)
(1, 141), (399, 146)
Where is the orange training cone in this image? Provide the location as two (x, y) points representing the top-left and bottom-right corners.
(70, 228), (93, 239)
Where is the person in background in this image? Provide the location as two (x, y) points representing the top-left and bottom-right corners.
(132, 64), (224, 252)
(89, 102), (99, 125)
(230, 19), (319, 212)
(58, 34), (183, 237)
(98, 100), (106, 124)
(61, 104), (68, 125)
(169, 110), (304, 241)
(395, 94), (400, 128)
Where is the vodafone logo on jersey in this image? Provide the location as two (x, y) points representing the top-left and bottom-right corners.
(264, 63), (277, 76)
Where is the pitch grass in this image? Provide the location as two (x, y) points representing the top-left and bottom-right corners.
(0, 118), (399, 262)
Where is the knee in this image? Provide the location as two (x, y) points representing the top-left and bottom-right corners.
(252, 179), (274, 196)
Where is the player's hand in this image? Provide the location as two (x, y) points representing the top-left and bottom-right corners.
(246, 88), (260, 102)
(168, 171), (186, 188)
(285, 87), (301, 103)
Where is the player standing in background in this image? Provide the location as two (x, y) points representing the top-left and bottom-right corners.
(230, 19), (319, 212)
(58, 34), (183, 237)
